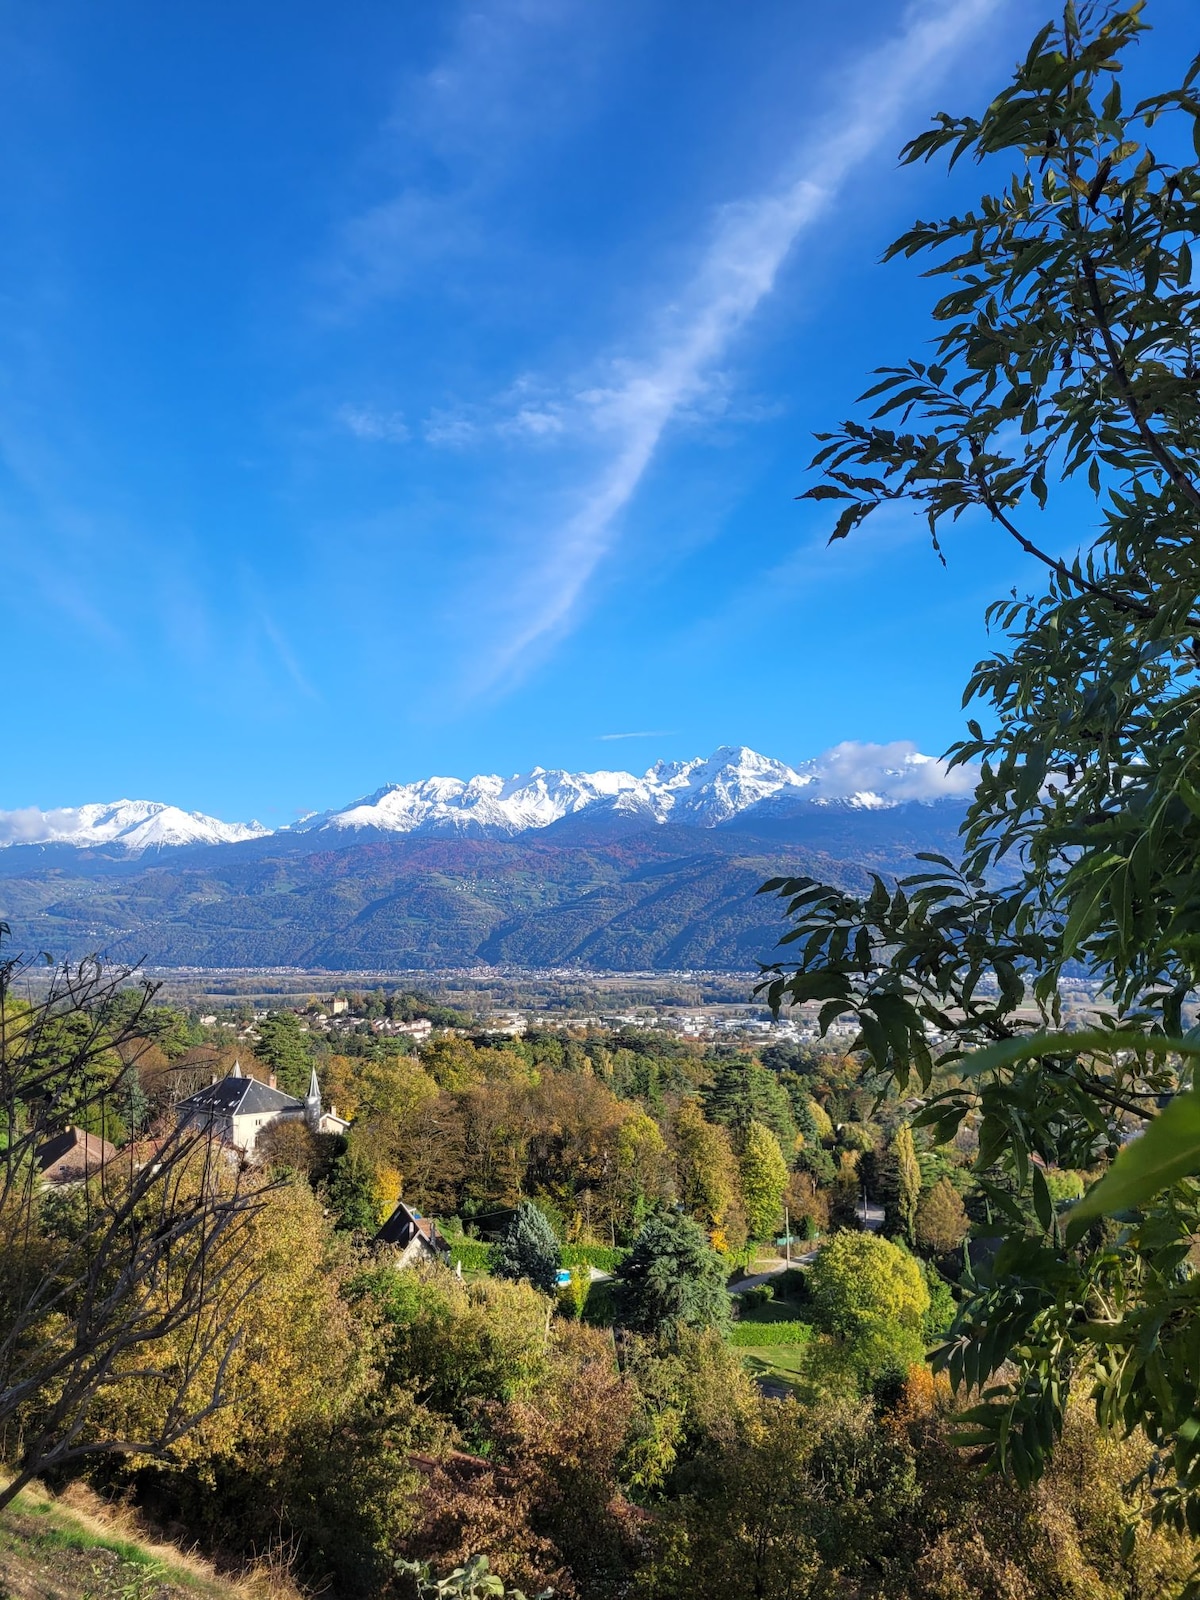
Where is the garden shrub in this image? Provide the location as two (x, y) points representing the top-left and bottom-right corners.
(448, 1240), (494, 1273)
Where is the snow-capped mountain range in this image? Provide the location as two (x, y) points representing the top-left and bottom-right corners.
(0, 742), (975, 855)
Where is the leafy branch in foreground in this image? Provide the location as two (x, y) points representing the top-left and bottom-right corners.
(760, 0), (1200, 1534)
(396, 1554), (552, 1600)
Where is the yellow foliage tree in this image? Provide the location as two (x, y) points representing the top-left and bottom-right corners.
(738, 1121), (789, 1242)
(87, 1177), (371, 1476)
(672, 1099), (739, 1244)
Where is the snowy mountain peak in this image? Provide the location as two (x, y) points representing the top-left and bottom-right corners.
(0, 741), (975, 854)
(0, 799), (269, 854)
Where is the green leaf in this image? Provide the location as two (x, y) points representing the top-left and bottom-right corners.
(955, 1030), (1200, 1080)
(1066, 1089), (1200, 1242)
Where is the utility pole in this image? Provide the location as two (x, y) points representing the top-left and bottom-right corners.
(784, 1205), (791, 1264)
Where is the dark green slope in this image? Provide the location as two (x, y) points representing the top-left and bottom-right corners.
(0, 809), (957, 971)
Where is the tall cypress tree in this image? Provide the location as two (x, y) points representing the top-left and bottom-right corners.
(739, 1120), (789, 1241)
(891, 1123), (922, 1244)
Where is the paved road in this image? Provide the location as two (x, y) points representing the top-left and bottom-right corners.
(728, 1255), (816, 1294)
(860, 1200), (885, 1232)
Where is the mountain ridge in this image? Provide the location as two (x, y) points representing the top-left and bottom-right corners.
(0, 741), (975, 856)
(0, 801), (971, 971)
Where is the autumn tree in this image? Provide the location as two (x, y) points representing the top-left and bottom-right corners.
(785, 1168), (830, 1236)
(610, 1107), (675, 1237)
(914, 1177), (969, 1256)
(646, 1392), (1197, 1600)
(0, 946), (264, 1510)
(361, 1265), (550, 1431)
(828, 1150), (861, 1230)
(671, 1098), (741, 1247)
(406, 1322), (637, 1597)
(738, 1120), (788, 1241)
(807, 1232), (928, 1342)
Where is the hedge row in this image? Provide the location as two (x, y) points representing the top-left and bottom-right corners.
(561, 1244), (629, 1272)
(728, 1320), (813, 1348)
(447, 1240), (494, 1272)
(445, 1241), (627, 1274)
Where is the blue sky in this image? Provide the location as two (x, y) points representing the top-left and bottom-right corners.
(1, 0), (1194, 825)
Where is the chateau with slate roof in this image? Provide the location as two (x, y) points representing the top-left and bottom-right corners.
(178, 1061), (349, 1154)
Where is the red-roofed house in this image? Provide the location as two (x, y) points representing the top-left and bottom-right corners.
(36, 1126), (117, 1187)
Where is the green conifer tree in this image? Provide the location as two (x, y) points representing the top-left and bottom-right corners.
(255, 1011), (315, 1098)
(704, 1057), (796, 1149)
(614, 1209), (731, 1342)
(326, 1148), (383, 1234)
(494, 1199), (561, 1294)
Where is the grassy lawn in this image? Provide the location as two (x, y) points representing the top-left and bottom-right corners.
(737, 1345), (810, 1397)
(736, 1298), (807, 1325)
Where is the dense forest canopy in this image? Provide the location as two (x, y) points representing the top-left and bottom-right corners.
(2, 946), (1193, 1596)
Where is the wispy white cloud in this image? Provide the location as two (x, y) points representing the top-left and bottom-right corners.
(328, 0), (614, 310)
(597, 730), (677, 741)
(422, 407), (481, 448)
(338, 403), (410, 442)
(499, 404), (567, 439)
(260, 614), (323, 703)
(470, 0), (1003, 690)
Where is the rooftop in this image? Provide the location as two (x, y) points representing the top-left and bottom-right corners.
(179, 1072), (302, 1117)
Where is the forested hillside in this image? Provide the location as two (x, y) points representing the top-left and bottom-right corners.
(0, 805), (967, 970)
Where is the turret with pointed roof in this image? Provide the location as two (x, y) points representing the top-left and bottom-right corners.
(304, 1064), (322, 1131)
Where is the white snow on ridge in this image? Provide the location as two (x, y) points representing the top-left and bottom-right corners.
(307, 765), (652, 837)
(0, 741), (974, 853)
(0, 799), (269, 854)
(309, 741), (972, 839)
